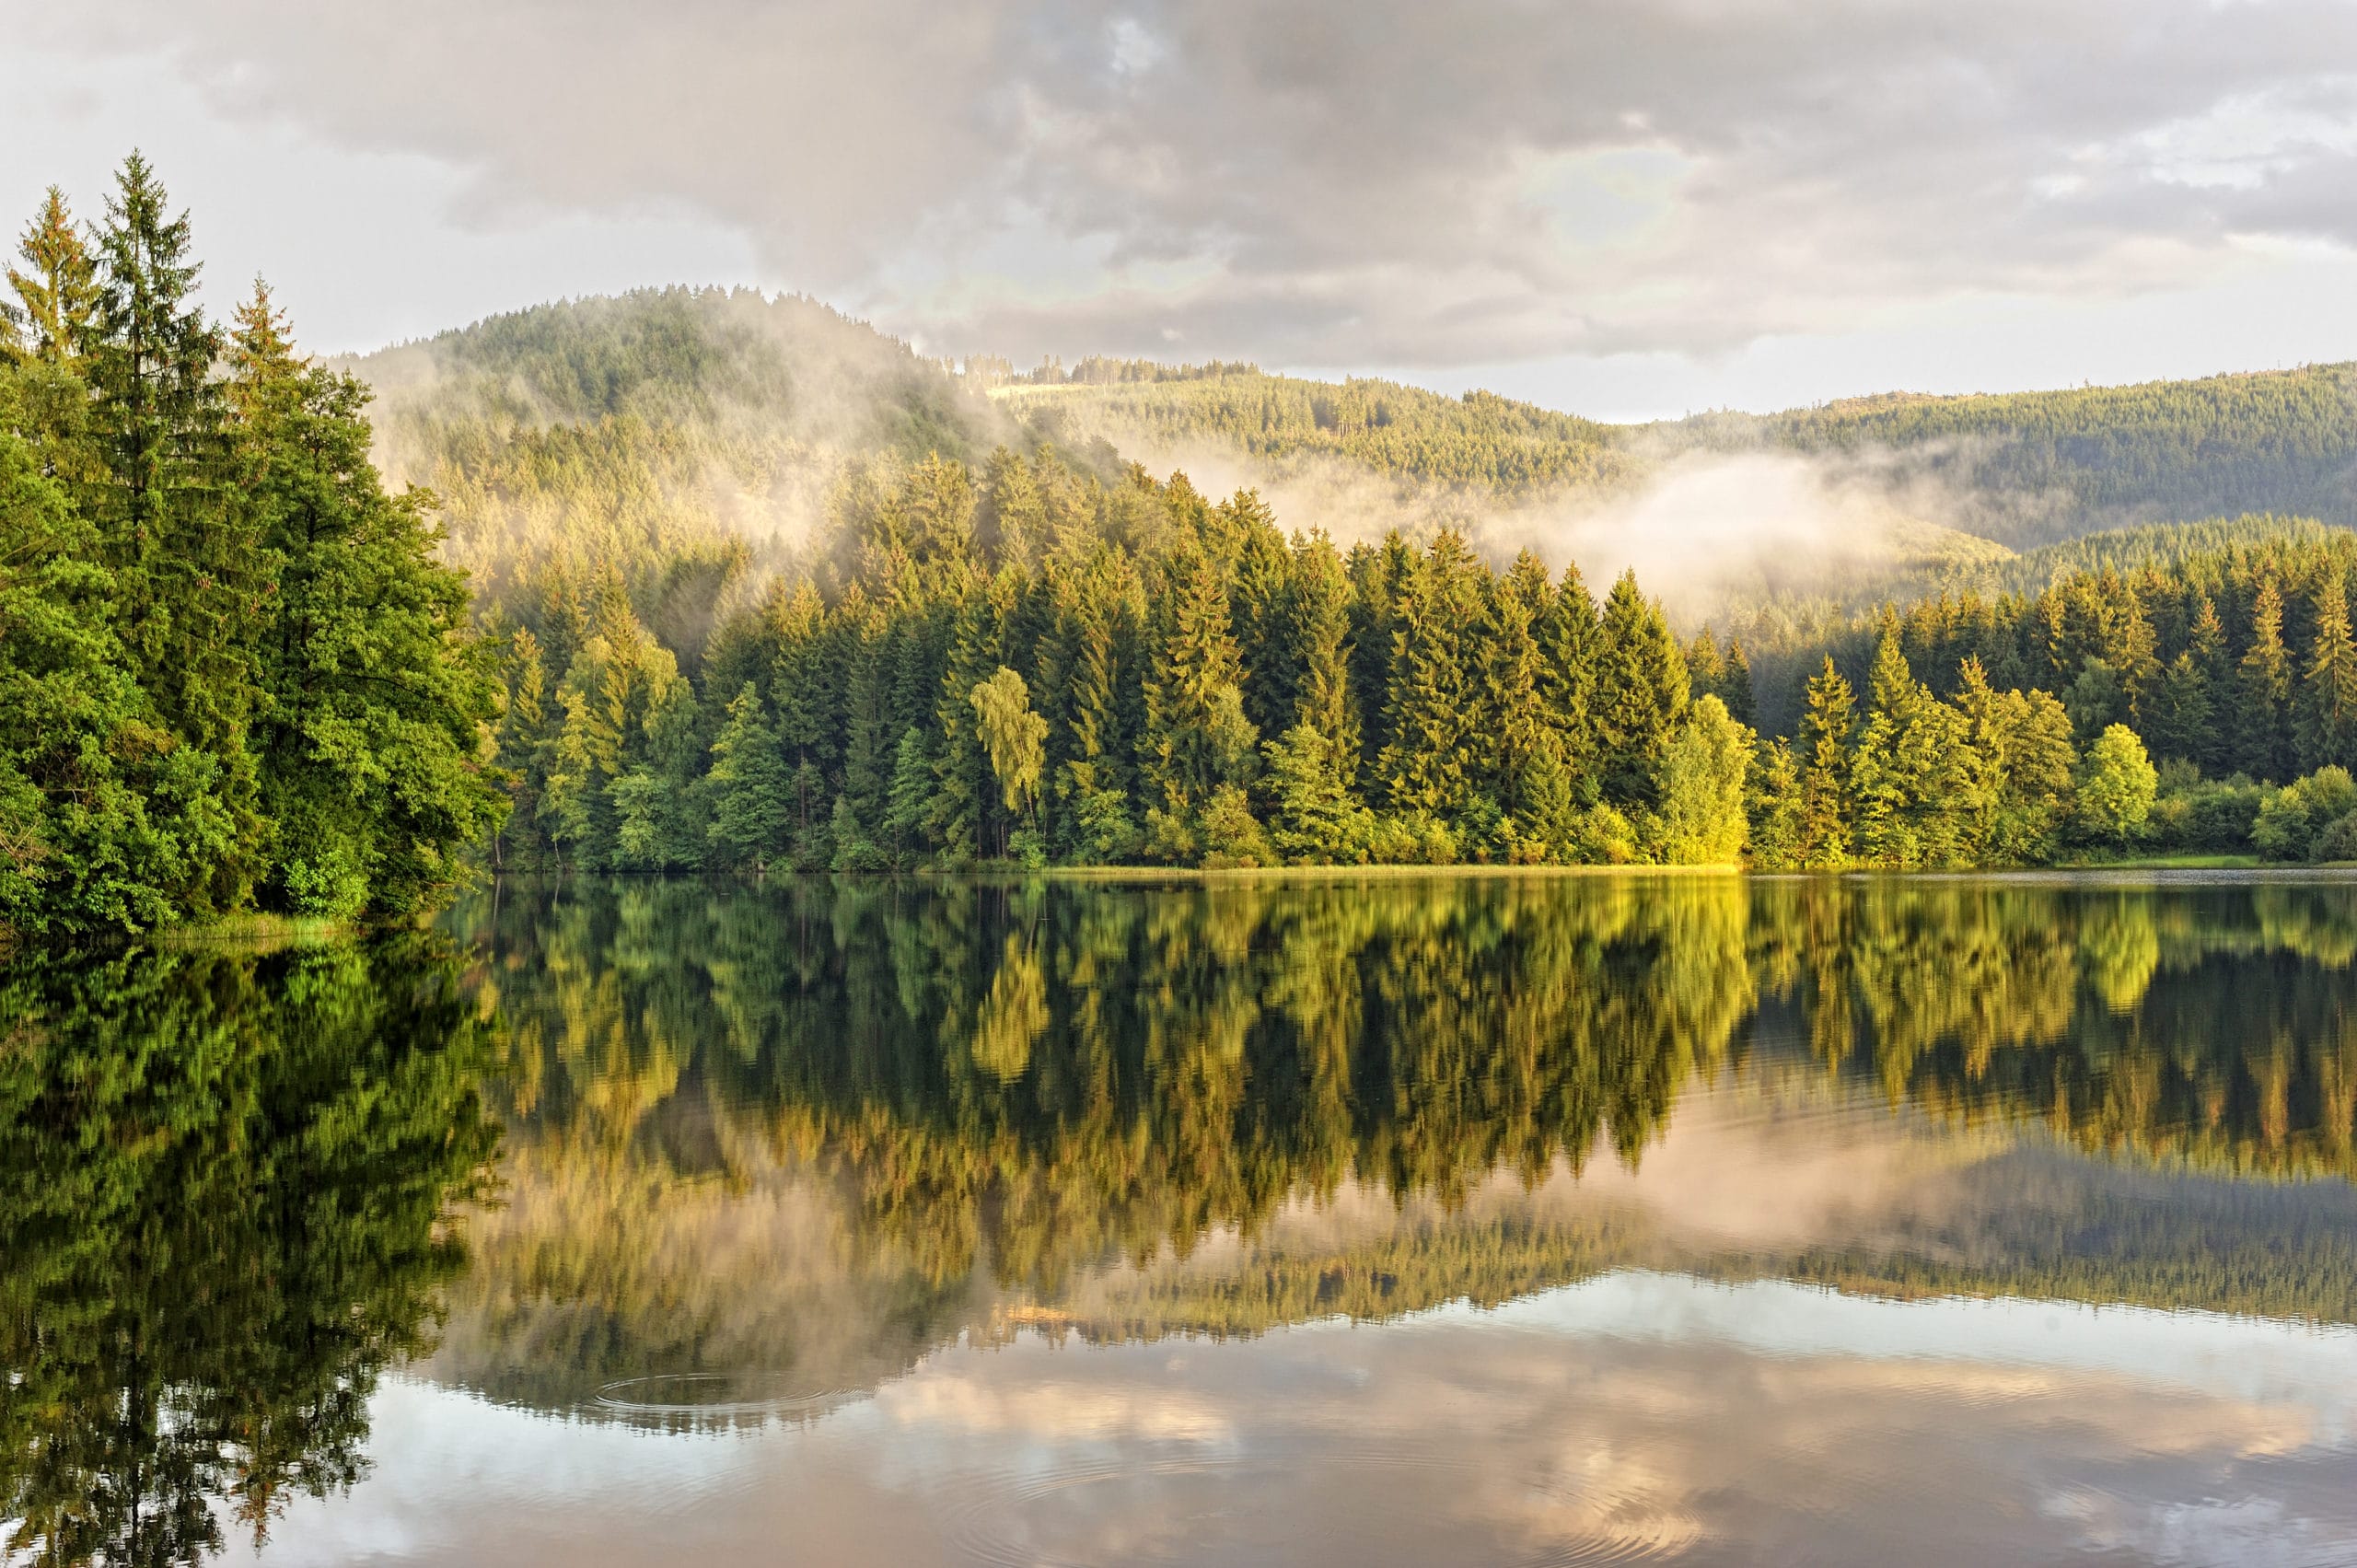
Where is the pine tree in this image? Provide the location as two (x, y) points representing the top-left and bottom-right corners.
(1539, 562), (1599, 795)
(2188, 595), (2232, 776)
(2302, 567), (2357, 772)
(883, 727), (935, 865)
(771, 578), (834, 841)
(1720, 636), (1757, 727)
(0, 427), (230, 941)
(705, 682), (791, 870)
(1486, 552), (1562, 830)
(1850, 633), (1914, 866)
(1797, 657), (1854, 868)
(1347, 535), (1413, 797)
(1851, 631), (1968, 867)
(1684, 629), (1726, 706)
(1141, 543), (1258, 837)
(1228, 497), (1296, 742)
(2235, 579), (2293, 782)
(1287, 530), (1358, 780)
(836, 594), (892, 852)
(1746, 737), (1805, 869)
(2143, 651), (2212, 767)
(497, 627), (552, 865)
(1378, 530), (1487, 819)
(979, 446), (1046, 571)
(6, 187), (99, 365)
(1590, 569), (1687, 813)
(85, 154), (261, 910)
(932, 581), (1004, 863)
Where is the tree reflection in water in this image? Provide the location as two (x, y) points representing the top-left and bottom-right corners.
(6, 874), (2357, 1562)
(0, 936), (497, 1566)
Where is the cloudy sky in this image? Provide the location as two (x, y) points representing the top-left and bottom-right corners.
(11, 0), (2357, 419)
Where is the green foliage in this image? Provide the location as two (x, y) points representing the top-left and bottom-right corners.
(1262, 723), (1376, 864)
(969, 665), (1048, 823)
(1650, 695), (1752, 864)
(2073, 725), (2158, 845)
(432, 873), (2357, 1400)
(0, 160), (504, 944)
(2253, 767), (2357, 862)
(0, 935), (496, 1562)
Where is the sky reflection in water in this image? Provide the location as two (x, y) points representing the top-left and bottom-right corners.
(9, 874), (2357, 1566)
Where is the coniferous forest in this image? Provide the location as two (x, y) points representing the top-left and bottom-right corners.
(16, 159), (2357, 947)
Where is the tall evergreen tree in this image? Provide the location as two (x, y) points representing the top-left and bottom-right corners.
(2186, 595), (2232, 776)
(1486, 552), (1570, 835)
(1347, 535), (1413, 798)
(2302, 567), (2357, 772)
(6, 187), (98, 366)
(1140, 544), (1257, 846)
(1286, 530), (1358, 779)
(1590, 569), (1687, 814)
(1796, 657), (1854, 868)
(1378, 530), (1488, 819)
(85, 153), (261, 911)
(1538, 562), (1599, 795)
(2235, 578), (2294, 782)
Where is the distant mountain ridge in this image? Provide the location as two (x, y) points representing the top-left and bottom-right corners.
(337, 290), (2356, 627)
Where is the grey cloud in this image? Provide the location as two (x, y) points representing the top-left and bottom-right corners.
(22, 0), (2357, 366)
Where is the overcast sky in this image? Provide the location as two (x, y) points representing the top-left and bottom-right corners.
(11, 1), (2357, 420)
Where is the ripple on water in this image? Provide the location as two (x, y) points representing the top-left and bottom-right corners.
(591, 1373), (858, 1426)
(936, 1447), (1700, 1568)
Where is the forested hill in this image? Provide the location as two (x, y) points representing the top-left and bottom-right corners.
(1663, 366), (2357, 545)
(339, 289), (1052, 624)
(988, 369), (1636, 493)
(1000, 360), (2357, 548)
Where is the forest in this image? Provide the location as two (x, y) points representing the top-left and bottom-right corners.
(1025, 357), (2357, 544)
(0, 157), (505, 949)
(13, 165), (2357, 944)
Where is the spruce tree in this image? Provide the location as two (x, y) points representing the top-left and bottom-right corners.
(1539, 562), (1598, 794)
(1378, 530), (1487, 819)
(2235, 579), (2293, 782)
(1796, 657), (1854, 868)
(1143, 542), (1258, 820)
(1347, 535), (1413, 797)
(1720, 636), (1757, 727)
(1485, 552), (1564, 835)
(86, 152), (261, 910)
(931, 580), (1004, 863)
(2183, 594), (2232, 776)
(1287, 530), (1359, 781)
(1590, 569), (1687, 814)
(2301, 567), (2357, 772)
(6, 187), (99, 365)
(1745, 737), (1805, 869)
(0, 428), (230, 941)
(1850, 633), (1916, 866)
(978, 446), (1046, 570)
(1229, 500), (1297, 742)
(2143, 651), (2212, 767)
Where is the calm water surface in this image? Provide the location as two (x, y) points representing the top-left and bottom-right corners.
(7, 874), (2357, 1566)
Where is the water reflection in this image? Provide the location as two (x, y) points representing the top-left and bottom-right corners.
(439, 875), (2357, 1414)
(0, 937), (497, 1567)
(8, 875), (2357, 1565)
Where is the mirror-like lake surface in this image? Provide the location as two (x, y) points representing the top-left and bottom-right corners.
(8, 874), (2357, 1566)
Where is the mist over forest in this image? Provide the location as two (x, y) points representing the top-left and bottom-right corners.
(10, 171), (2357, 947)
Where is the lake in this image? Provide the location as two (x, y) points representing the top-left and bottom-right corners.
(6, 873), (2357, 1566)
